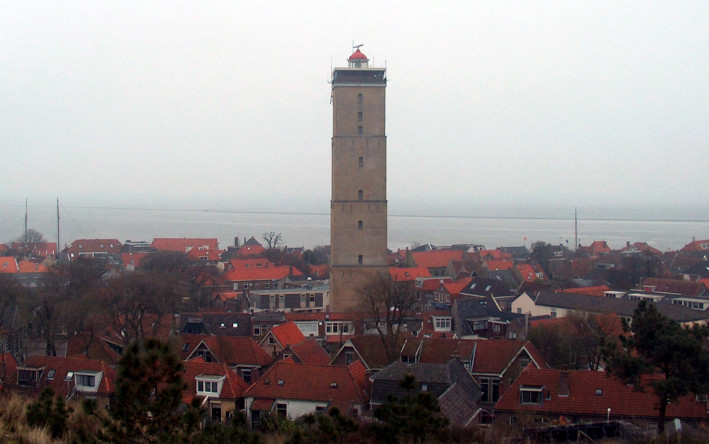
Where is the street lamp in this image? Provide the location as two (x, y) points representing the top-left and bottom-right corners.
(607, 408), (611, 421)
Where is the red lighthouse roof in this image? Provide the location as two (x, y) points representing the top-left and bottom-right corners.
(348, 49), (368, 61)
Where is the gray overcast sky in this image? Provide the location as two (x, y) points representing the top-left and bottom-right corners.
(2, 1), (708, 217)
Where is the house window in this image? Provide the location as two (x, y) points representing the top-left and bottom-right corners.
(433, 317), (452, 331)
(345, 351), (354, 365)
(358, 111), (362, 122)
(316, 406), (326, 414)
(309, 294), (315, 303)
(358, 220), (363, 230)
(551, 309), (557, 318)
(357, 126), (363, 135)
(520, 387), (543, 405)
(18, 368), (42, 386)
(358, 190), (363, 200)
(300, 294), (306, 307)
(326, 321), (353, 335)
(357, 93), (362, 103)
(276, 403), (287, 417)
(479, 378), (501, 403)
(358, 156), (364, 167)
(358, 255), (363, 265)
(76, 374), (96, 387)
(242, 369), (252, 384)
(244, 282), (249, 290)
(473, 321), (487, 330)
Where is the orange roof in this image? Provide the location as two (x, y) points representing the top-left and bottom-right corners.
(237, 244), (266, 258)
(152, 238), (220, 253)
(442, 278), (472, 297)
(389, 267), (431, 281)
(18, 260), (48, 273)
(23, 355), (117, 397)
(121, 252), (150, 269)
(0, 257), (19, 274)
(515, 264), (538, 283)
(411, 250), (465, 269)
(270, 322), (306, 348)
(484, 259), (514, 271)
(681, 239), (709, 252)
(180, 334), (272, 367)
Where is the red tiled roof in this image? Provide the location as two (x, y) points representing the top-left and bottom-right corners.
(495, 368), (708, 420)
(65, 239), (122, 255)
(152, 238), (220, 253)
(389, 267), (431, 281)
(411, 250), (465, 269)
(11, 242), (57, 257)
(251, 398), (275, 411)
(180, 334), (272, 367)
(619, 242), (662, 256)
(121, 252), (150, 269)
(270, 322), (306, 348)
(284, 312), (353, 322)
(237, 244), (266, 258)
(484, 259), (514, 271)
(290, 339), (331, 365)
(443, 278), (473, 297)
(23, 355), (116, 397)
(244, 361), (368, 413)
(18, 260), (49, 273)
(182, 358), (249, 404)
(681, 239), (709, 252)
(0, 257), (19, 274)
(470, 340), (547, 375)
(417, 277), (451, 291)
(1, 352), (18, 387)
(229, 258), (273, 269)
(223, 265), (302, 282)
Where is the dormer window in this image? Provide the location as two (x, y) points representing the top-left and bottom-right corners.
(75, 370), (102, 393)
(196, 375), (225, 397)
(17, 367), (43, 386)
(520, 386), (543, 405)
(433, 316), (452, 331)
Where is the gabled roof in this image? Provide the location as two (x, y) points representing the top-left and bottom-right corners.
(289, 339), (331, 365)
(416, 277), (451, 291)
(237, 244), (266, 258)
(64, 239), (123, 255)
(335, 335), (396, 371)
(244, 361), (369, 413)
(17, 260), (49, 273)
(370, 359), (482, 406)
(182, 358), (249, 404)
(469, 340), (547, 375)
(66, 334), (122, 366)
(681, 239), (709, 252)
(410, 249), (465, 269)
(22, 355), (116, 397)
(228, 258), (273, 269)
(560, 285), (610, 297)
(266, 322), (306, 348)
(484, 259), (514, 271)
(460, 277), (514, 298)
(495, 368), (708, 420)
(442, 277), (473, 298)
(180, 334), (272, 367)
(151, 238), (220, 253)
(618, 242), (662, 256)
(0, 257), (19, 274)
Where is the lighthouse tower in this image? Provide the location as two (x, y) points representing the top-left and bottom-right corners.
(329, 47), (388, 312)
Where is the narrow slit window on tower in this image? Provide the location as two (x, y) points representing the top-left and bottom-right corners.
(358, 255), (363, 265)
(358, 111), (362, 122)
(358, 190), (363, 200)
(357, 93), (363, 104)
(357, 126), (363, 135)
(358, 157), (363, 167)
(358, 220), (363, 230)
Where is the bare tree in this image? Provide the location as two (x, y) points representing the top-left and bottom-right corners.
(261, 231), (284, 249)
(14, 228), (47, 257)
(356, 273), (418, 364)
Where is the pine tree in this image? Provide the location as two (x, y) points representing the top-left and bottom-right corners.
(603, 300), (709, 433)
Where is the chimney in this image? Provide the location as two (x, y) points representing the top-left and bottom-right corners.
(559, 371), (570, 397)
(234, 237), (240, 247)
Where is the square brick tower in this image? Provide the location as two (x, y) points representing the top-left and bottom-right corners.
(330, 46), (388, 312)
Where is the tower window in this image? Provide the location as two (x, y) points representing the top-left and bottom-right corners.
(358, 111), (362, 122)
(357, 93), (363, 104)
(358, 255), (363, 265)
(357, 126), (363, 135)
(358, 190), (363, 200)
(358, 157), (363, 167)
(358, 220), (363, 230)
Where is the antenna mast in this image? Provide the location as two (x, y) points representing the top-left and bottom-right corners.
(574, 208), (578, 254)
(57, 198), (61, 260)
(24, 198), (28, 243)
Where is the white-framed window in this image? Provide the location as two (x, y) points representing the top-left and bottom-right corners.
(520, 386), (543, 405)
(196, 375), (224, 396)
(75, 371), (102, 393)
(325, 321), (353, 335)
(433, 316), (451, 331)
